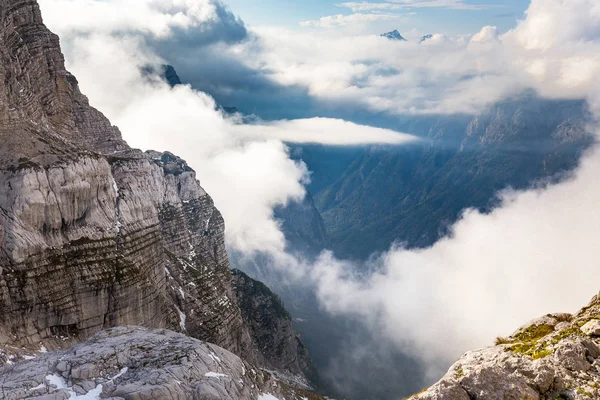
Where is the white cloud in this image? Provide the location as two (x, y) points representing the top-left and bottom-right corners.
(470, 25), (498, 42)
(38, 0), (415, 256)
(310, 143), (600, 377)
(300, 13), (401, 28)
(338, 0), (497, 12)
(235, 117), (418, 145)
(238, 26), (521, 115)
(40, 0), (223, 37)
(294, 0), (600, 379)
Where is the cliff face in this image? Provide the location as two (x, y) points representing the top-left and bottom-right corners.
(411, 293), (600, 400)
(306, 95), (591, 260)
(232, 269), (318, 385)
(0, 0), (310, 386)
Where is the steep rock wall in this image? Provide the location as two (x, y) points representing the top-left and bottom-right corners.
(0, 0), (304, 378)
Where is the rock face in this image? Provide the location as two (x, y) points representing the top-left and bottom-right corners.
(410, 293), (600, 400)
(0, 326), (323, 400)
(141, 64), (182, 87)
(274, 191), (329, 257)
(232, 269), (318, 385)
(0, 0), (313, 387)
(308, 93), (592, 259)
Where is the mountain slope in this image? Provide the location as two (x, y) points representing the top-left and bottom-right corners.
(307, 94), (592, 259)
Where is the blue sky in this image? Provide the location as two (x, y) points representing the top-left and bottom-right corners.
(225, 0), (529, 35)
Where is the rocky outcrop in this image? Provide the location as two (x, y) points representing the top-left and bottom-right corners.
(274, 191), (329, 257)
(141, 64), (182, 87)
(0, 0), (314, 388)
(410, 293), (600, 400)
(0, 326), (324, 400)
(232, 269), (318, 387)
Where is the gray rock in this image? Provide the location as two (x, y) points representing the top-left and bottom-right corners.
(0, 327), (316, 400)
(409, 294), (600, 400)
(231, 269), (317, 387)
(581, 319), (600, 336)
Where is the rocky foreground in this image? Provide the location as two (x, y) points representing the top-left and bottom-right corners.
(0, 326), (322, 400)
(410, 293), (600, 400)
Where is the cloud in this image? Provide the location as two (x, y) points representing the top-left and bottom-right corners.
(235, 117), (418, 145)
(338, 0), (498, 12)
(40, 0), (247, 43)
(37, 0), (415, 257)
(300, 13), (402, 28)
(471, 25), (498, 42)
(233, 26), (523, 115)
(310, 143), (600, 376)
(293, 0), (600, 380)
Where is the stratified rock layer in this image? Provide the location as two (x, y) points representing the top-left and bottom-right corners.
(0, 0), (310, 385)
(410, 293), (600, 400)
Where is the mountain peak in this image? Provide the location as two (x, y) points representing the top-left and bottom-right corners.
(420, 34), (434, 43)
(381, 30), (407, 41)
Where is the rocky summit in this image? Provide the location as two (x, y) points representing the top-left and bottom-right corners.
(0, 0), (319, 398)
(381, 30), (407, 41)
(410, 293), (600, 400)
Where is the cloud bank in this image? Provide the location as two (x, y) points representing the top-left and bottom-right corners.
(236, 117), (417, 145)
(298, 0), (600, 377)
(338, 0), (497, 12)
(38, 0), (415, 256)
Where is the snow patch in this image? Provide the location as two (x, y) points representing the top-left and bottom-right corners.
(112, 177), (122, 234)
(205, 372), (228, 378)
(29, 383), (46, 391)
(109, 367), (128, 381)
(40, 345), (48, 353)
(208, 351), (221, 363)
(45, 374), (103, 399)
(175, 305), (186, 331)
(258, 394), (281, 400)
(112, 178), (119, 198)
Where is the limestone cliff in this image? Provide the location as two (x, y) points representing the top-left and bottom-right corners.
(0, 0), (313, 388)
(410, 293), (600, 400)
(232, 269), (320, 386)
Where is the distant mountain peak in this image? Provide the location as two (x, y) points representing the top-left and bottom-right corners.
(381, 30), (407, 41)
(420, 34), (434, 43)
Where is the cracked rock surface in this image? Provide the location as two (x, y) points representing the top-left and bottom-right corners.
(0, 326), (315, 400)
(410, 293), (600, 400)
